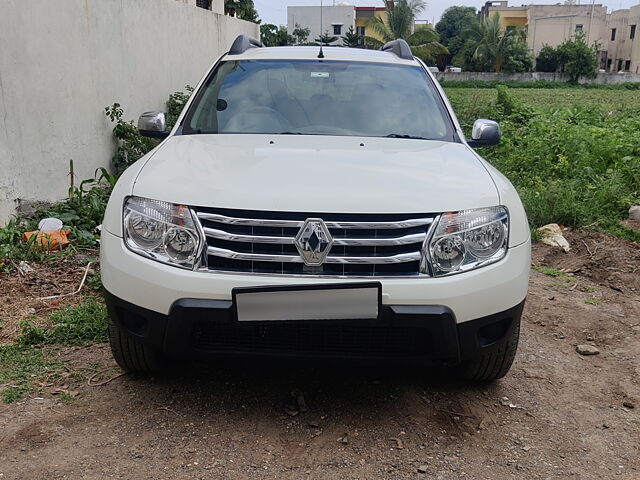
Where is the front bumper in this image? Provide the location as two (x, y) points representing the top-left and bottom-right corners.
(100, 230), (530, 323)
(105, 290), (525, 365)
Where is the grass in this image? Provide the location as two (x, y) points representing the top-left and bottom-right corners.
(0, 299), (109, 403)
(532, 265), (573, 283)
(585, 298), (600, 305)
(444, 86), (640, 241)
(0, 345), (62, 403)
(19, 299), (108, 346)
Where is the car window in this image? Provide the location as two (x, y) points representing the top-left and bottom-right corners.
(183, 60), (453, 141)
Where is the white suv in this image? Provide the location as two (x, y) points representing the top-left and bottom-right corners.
(101, 36), (530, 381)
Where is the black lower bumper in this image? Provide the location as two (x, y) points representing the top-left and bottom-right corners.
(104, 291), (524, 366)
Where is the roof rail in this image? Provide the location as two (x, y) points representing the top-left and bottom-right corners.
(229, 35), (264, 55)
(381, 39), (414, 60)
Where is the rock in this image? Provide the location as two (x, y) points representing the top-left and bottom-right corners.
(307, 418), (322, 428)
(284, 405), (299, 417)
(576, 344), (600, 356)
(537, 223), (570, 252)
(292, 389), (307, 413)
(629, 206), (640, 222)
(623, 401), (635, 409)
(417, 465), (429, 474)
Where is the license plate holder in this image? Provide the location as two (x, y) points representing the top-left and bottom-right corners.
(233, 282), (382, 322)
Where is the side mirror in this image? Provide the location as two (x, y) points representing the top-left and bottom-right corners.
(467, 119), (500, 148)
(138, 111), (168, 139)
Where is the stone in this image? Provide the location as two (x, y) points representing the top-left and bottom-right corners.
(417, 465), (429, 474)
(629, 206), (640, 222)
(576, 344), (600, 356)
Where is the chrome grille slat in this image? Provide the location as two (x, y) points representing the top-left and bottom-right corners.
(202, 227), (426, 246)
(197, 212), (433, 229)
(195, 208), (437, 277)
(206, 246), (422, 264)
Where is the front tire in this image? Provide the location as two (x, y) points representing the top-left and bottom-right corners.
(458, 315), (520, 382)
(108, 320), (164, 373)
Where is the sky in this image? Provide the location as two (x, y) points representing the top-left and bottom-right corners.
(254, 0), (640, 26)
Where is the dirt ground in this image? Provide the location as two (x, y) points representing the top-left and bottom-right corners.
(0, 230), (638, 480)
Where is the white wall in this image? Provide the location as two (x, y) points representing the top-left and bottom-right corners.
(288, 6), (355, 45)
(0, 0), (258, 224)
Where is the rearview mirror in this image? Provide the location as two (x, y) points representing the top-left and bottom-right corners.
(138, 111), (168, 139)
(467, 119), (500, 148)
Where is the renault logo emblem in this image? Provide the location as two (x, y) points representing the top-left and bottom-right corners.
(294, 218), (333, 266)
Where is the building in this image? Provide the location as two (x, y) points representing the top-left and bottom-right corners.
(480, 1), (640, 73)
(176, 0), (224, 14)
(288, 4), (356, 45)
(287, 3), (392, 46)
(607, 5), (640, 73)
(354, 6), (389, 43)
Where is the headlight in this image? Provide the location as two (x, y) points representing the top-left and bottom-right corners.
(425, 206), (508, 277)
(123, 197), (203, 269)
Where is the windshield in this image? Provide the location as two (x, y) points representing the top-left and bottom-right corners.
(182, 60), (454, 141)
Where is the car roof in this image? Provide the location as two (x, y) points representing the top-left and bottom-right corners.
(224, 46), (420, 66)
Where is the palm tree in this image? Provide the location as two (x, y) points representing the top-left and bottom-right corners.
(465, 13), (515, 73)
(366, 1), (447, 61)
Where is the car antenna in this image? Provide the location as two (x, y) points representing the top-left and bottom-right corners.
(318, 0), (325, 58)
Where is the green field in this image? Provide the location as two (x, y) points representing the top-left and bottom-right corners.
(443, 87), (640, 240)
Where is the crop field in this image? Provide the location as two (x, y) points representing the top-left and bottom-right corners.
(444, 87), (640, 240)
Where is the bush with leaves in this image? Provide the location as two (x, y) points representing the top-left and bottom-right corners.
(105, 103), (158, 175)
(458, 87), (640, 240)
(535, 45), (560, 72)
(166, 85), (194, 129)
(556, 32), (599, 83)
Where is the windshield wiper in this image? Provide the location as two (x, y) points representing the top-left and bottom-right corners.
(277, 131), (304, 135)
(385, 134), (429, 140)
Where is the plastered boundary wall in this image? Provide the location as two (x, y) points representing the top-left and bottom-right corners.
(435, 71), (640, 84)
(0, 0), (258, 224)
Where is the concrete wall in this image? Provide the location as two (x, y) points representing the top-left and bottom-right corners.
(434, 71), (640, 84)
(0, 0), (258, 224)
(288, 5), (355, 45)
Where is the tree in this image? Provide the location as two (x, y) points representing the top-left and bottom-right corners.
(366, 0), (448, 60)
(503, 40), (533, 73)
(315, 30), (338, 45)
(435, 6), (477, 58)
(260, 24), (279, 46)
(342, 26), (361, 48)
(556, 32), (599, 83)
(260, 24), (293, 46)
(225, 0), (259, 23)
(535, 45), (560, 72)
(292, 23), (311, 45)
(465, 13), (525, 73)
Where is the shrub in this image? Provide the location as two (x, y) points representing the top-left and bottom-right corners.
(535, 45), (560, 72)
(105, 103), (158, 175)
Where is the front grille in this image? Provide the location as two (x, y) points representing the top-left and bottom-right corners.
(193, 322), (432, 358)
(194, 207), (437, 277)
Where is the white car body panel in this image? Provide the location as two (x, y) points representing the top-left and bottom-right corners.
(127, 135), (500, 217)
(101, 230), (530, 323)
(100, 43), (531, 331)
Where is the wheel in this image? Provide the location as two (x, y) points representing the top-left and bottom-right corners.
(458, 315), (521, 382)
(108, 320), (164, 373)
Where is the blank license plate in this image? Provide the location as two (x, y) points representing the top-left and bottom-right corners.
(234, 284), (381, 322)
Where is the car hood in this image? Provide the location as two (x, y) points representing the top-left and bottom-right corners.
(133, 135), (499, 214)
